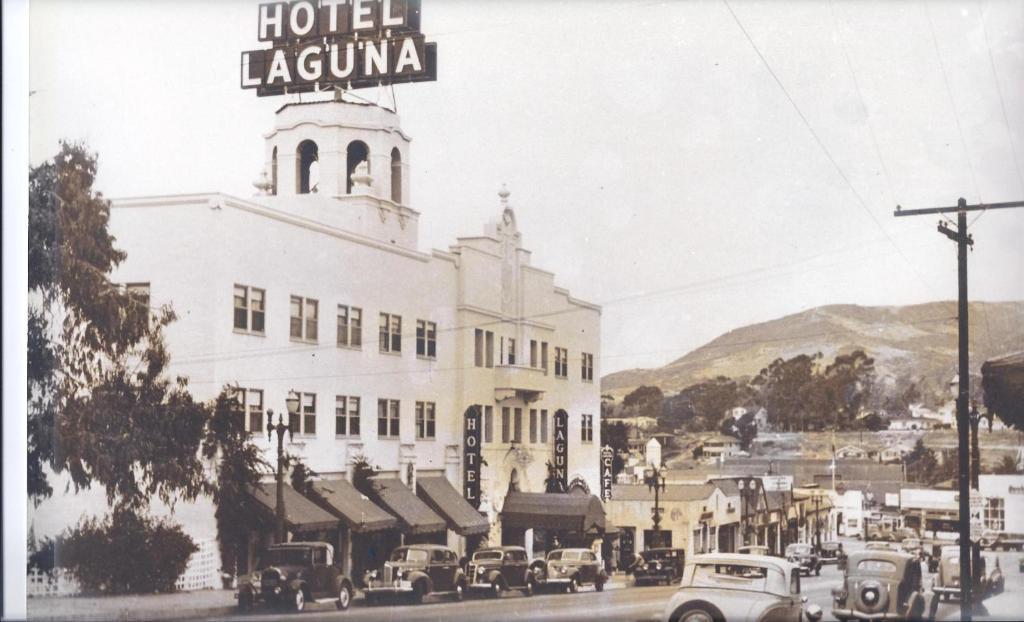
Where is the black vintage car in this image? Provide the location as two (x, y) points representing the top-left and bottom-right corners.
(466, 546), (535, 597)
(529, 548), (608, 593)
(819, 541), (843, 563)
(630, 548), (685, 586)
(236, 542), (355, 612)
(832, 550), (930, 622)
(363, 544), (467, 604)
(785, 543), (822, 577)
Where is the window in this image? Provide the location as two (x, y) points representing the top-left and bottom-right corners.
(377, 399), (400, 438)
(290, 296), (318, 341)
(529, 409), (538, 444)
(346, 140), (369, 194)
(581, 352), (594, 382)
(501, 407), (511, 443)
(474, 329), (484, 367)
(541, 342), (549, 373)
(271, 146), (278, 195)
(335, 396), (360, 437)
(416, 402), (436, 439)
(300, 392), (317, 435)
(390, 147), (402, 204)
(379, 312), (402, 353)
(234, 285), (265, 333)
(513, 408), (523, 443)
(337, 305), (362, 348)
(297, 139), (319, 194)
(416, 320), (436, 358)
(581, 414), (594, 443)
(540, 409), (549, 443)
(508, 338), (516, 365)
(486, 331), (494, 367)
(230, 388), (264, 433)
(530, 340), (538, 368)
(554, 347), (568, 378)
(985, 498), (1005, 531)
(483, 405), (493, 443)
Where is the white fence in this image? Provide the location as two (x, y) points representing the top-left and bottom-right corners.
(28, 538), (220, 598)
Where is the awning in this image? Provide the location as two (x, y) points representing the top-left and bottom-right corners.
(416, 476), (490, 537)
(982, 351), (1024, 429)
(311, 479), (398, 533)
(370, 478), (446, 535)
(501, 491), (606, 533)
(248, 482), (338, 532)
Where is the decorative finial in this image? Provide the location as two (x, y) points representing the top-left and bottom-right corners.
(253, 169), (272, 195)
(498, 184), (510, 207)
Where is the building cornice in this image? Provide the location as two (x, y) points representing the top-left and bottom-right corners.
(264, 120), (413, 142)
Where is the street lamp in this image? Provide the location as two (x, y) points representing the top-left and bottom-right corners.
(644, 465), (666, 549)
(812, 492), (822, 553)
(738, 478), (756, 547)
(267, 391), (300, 544)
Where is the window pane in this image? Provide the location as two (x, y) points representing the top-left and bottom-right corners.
(251, 289), (265, 333)
(379, 313), (389, 352)
(290, 296), (302, 338)
(336, 396), (347, 435)
(378, 400), (388, 436)
(306, 300), (318, 341)
(541, 410), (548, 443)
(475, 329), (483, 367)
(484, 406), (493, 443)
(513, 408), (522, 443)
(416, 320), (425, 356)
(337, 306), (349, 346)
(391, 316), (401, 352)
(390, 400), (400, 436)
(350, 398), (360, 436)
(530, 409), (537, 444)
(502, 407), (510, 443)
(303, 393), (316, 434)
(234, 308), (248, 331)
(289, 412), (301, 434)
(234, 286), (247, 330)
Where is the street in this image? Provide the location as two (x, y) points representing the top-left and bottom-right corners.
(214, 540), (1024, 622)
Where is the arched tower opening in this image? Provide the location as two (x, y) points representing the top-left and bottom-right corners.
(296, 140), (319, 194)
(271, 146), (278, 195)
(346, 140), (370, 194)
(390, 147), (402, 204)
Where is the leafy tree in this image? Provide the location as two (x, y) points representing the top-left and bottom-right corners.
(857, 412), (889, 432)
(670, 376), (742, 432)
(820, 350), (876, 430)
(720, 411), (758, 451)
(749, 353), (822, 432)
(28, 142), (211, 510)
(622, 385), (664, 421)
(350, 456), (378, 496)
(992, 455), (1021, 475)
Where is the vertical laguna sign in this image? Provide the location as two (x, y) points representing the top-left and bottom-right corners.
(600, 445), (614, 502)
(241, 0), (438, 96)
(553, 410), (569, 492)
(463, 405), (481, 509)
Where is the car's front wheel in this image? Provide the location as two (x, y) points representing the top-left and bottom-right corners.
(238, 588), (254, 612)
(293, 589), (305, 612)
(524, 576), (535, 597)
(336, 584), (351, 611)
(676, 607), (718, 622)
(595, 578), (605, 592)
(567, 576), (578, 593)
(815, 565), (821, 576)
(453, 579), (465, 602)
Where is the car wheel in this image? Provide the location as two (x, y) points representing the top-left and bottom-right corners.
(238, 588), (254, 612)
(293, 589), (305, 612)
(677, 608), (717, 622)
(411, 581), (425, 605)
(815, 565), (821, 576)
(491, 579), (503, 598)
(567, 577), (578, 593)
(524, 577), (535, 597)
(595, 579), (605, 592)
(453, 579), (465, 602)
(336, 584), (351, 611)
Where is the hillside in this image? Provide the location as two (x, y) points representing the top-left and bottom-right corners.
(601, 301), (1024, 399)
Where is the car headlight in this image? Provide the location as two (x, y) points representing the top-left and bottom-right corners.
(560, 566), (567, 574)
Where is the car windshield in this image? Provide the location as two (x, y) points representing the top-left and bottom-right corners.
(691, 563), (769, 592)
(473, 551), (503, 561)
(903, 539), (921, 547)
(787, 545), (811, 555)
(641, 550), (671, 561)
(549, 550), (582, 561)
(261, 547), (311, 567)
(821, 542), (839, 550)
(857, 560), (897, 573)
(390, 548), (429, 563)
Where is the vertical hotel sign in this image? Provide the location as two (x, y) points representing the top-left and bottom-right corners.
(463, 406), (481, 509)
(600, 446), (614, 502)
(553, 410), (569, 492)
(241, 0), (438, 96)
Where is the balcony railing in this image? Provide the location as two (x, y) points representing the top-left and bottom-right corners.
(493, 364), (546, 402)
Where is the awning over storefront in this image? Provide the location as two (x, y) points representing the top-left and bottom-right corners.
(501, 491), (606, 532)
(310, 479), (398, 533)
(248, 482), (338, 532)
(982, 351), (1024, 430)
(416, 476), (490, 536)
(370, 478), (446, 535)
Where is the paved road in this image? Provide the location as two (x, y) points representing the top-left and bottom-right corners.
(216, 542), (1024, 622)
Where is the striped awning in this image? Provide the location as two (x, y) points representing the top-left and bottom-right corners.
(311, 479), (398, 533)
(370, 478), (446, 535)
(247, 482), (338, 532)
(416, 476), (490, 536)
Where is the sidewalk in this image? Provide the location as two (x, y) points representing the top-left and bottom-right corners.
(937, 590), (1021, 622)
(27, 589), (237, 622)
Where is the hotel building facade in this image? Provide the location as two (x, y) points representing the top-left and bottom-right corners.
(98, 99), (603, 574)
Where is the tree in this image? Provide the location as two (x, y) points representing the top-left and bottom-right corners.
(350, 456), (378, 497)
(749, 354), (822, 432)
(670, 376), (742, 432)
(992, 454), (1022, 475)
(29, 142), (214, 509)
(721, 411), (758, 451)
(820, 350), (876, 430)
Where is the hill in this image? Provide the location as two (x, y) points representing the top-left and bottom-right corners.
(601, 301), (1024, 401)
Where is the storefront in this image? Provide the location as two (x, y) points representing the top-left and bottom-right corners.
(309, 478), (397, 578)
(499, 491), (606, 559)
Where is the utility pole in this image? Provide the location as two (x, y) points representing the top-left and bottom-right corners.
(894, 197), (1024, 622)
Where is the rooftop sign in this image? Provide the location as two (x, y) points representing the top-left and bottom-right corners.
(241, 0), (437, 96)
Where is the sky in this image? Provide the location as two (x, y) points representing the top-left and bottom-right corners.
(28, 0), (1024, 376)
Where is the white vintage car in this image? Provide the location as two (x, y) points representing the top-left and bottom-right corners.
(661, 553), (824, 622)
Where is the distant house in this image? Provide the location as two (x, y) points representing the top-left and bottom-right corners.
(604, 416), (659, 431)
(880, 443), (914, 463)
(701, 435), (742, 460)
(727, 406), (770, 431)
(888, 417), (934, 431)
(836, 445), (869, 460)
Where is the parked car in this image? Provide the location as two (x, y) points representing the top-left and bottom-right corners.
(933, 546), (1004, 601)
(362, 544), (467, 604)
(529, 548), (607, 593)
(831, 550), (929, 622)
(865, 542), (898, 551)
(892, 527), (919, 543)
(660, 553), (823, 622)
(979, 530), (1024, 551)
(900, 538), (923, 559)
(465, 546), (535, 597)
(737, 545), (771, 556)
(631, 548), (686, 586)
(819, 541), (843, 563)
(865, 525), (892, 541)
(785, 543), (822, 576)
(236, 542), (354, 613)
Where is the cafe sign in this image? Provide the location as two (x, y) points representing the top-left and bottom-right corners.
(463, 405), (482, 509)
(600, 445), (614, 502)
(553, 410), (569, 492)
(241, 0), (438, 96)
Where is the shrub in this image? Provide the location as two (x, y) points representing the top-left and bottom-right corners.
(58, 508), (197, 594)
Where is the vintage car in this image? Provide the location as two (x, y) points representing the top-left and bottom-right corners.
(831, 550), (929, 622)
(979, 529), (1024, 551)
(236, 542), (355, 612)
(819, 541), (844, 563)
(865, 542), (898, 551)
(738, 545), (771, 556)
(465, 546), (535, 597)
(660, 553), (823, 622)
(899, 538), (923, 559)
(362, 544), (467, 604)
(865, 525), (892, 541)
(933, 546), (1004, 601)
(785, 543), (822, 576)
(631, 548), (686, 586)
(891, 527), (919, 543)
(528, 548), (608, 593)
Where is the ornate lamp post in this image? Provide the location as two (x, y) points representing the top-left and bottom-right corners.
(644, 464), (666, 549)
(738, 477), (757, 547)
(812, 492), (822, 553)
(268, 391), (300, 544)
